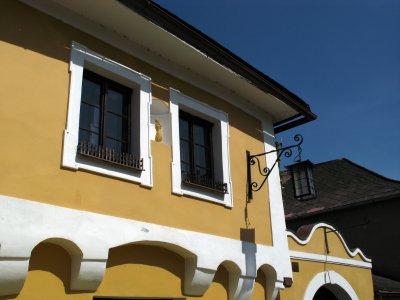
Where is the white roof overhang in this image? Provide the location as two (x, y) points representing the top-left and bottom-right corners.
(20, 0), (316, 129)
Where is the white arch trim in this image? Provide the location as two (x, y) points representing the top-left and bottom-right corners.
(0, 195), (287, 299)
(287, 223), (371, 262)
(303, 271), (359, 300)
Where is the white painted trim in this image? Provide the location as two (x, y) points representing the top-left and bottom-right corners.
(261, 117), (293, 280)
(287, 223), (371, 262)
(169, 88), (233, 207)
(0, 195), (288, 299)
(290, 251), (372, 269)
(62, 42), (153, 186)
(303, 271), (359, 300)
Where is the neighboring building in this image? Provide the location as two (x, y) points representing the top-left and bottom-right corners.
(0, 1), (372, 299)
(373, 275), (400, 300)
(282, 158), (400, 299)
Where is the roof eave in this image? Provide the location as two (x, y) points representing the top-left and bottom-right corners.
(286, 191), (400, 221)
(117, 0), (317, 130)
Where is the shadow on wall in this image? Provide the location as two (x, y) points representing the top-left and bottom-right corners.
(4, 238), (279, 299)
(0, 0), (72, 65)
(17, 242), (86, 298)
(0, 0), (266, 144)
(106, 243), (231, 298)
(28, 243), (70, 292)
(13, 241), (233, 298)
(107, 243), (185, 279)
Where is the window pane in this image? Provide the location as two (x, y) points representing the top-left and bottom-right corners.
(79, 103), (100, 133)
(105, 112), (128, 142)
(107, 88), (128, 116)
(181, 162), (191, 180)
(104, 138), (123, 153)
(195, 166), (211, 179)
(81, 77), (101, 107)
(179, 112), (214, 183)
(193, 123), (208, 146)
(179, 117), (189, 140)
(196, 167), (206, 177)
(194, 145), (210, 169)
(79, 130), (99, 146)
(180, 140), (190, 164)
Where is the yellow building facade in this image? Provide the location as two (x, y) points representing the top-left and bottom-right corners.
(0, 1), (372, 299)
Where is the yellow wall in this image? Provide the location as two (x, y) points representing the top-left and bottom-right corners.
(0, 0), (271, 245)
(279, 259), (373, 300)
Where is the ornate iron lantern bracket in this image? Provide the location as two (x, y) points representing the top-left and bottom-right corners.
(247, 134), (303, 200)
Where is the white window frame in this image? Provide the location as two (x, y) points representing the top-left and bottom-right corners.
(170, 88), (233, 207)
(62, 41), (152, 186)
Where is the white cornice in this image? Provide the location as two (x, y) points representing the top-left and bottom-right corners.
(19, 0), (296, 123)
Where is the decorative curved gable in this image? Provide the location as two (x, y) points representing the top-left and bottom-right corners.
(287, 223), (371, 265)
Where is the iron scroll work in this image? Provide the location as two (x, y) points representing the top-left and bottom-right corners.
(247, 134), (303, 200)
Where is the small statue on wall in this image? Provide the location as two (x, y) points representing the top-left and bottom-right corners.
(155, 119), (162, 142)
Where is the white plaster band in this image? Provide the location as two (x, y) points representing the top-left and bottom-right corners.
(290, 251), (371, 269)
(0, 195), (286, 299)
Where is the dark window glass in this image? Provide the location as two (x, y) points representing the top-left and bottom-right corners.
(79, 70), (131, 154)
(179, 110), (213, 184)
(79, 104), (101, 134)
(81, 77), (101, 107)
(180, 140), (190, 164)
(179, 118), (190, 140)
(107, 88), (128, 115)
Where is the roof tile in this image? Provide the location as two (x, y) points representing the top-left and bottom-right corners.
(282, 158), (400, 219)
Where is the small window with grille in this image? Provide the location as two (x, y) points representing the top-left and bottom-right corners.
(77, 70), (142, 170)
(170, 88), (232, 207)
(63, 42), (152, 186)
(179, 110), (227, 194)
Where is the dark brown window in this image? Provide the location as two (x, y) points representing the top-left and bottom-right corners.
(179, 110), (227, 193)
(78, 70), (142, 170)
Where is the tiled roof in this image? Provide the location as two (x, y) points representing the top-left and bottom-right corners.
(282, 158), (400, 220)
(373, 274), (400, 293)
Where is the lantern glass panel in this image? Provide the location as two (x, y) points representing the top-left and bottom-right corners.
(290, 161), (316, 200)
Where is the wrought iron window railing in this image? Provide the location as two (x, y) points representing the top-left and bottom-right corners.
(181, 172), (227, 194)
(77, 141), (143, 171)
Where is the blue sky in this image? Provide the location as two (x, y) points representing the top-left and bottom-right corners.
(153, 0), (400, 180)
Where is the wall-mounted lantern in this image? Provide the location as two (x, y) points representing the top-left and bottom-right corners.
(247, 134), (304, 200)
(287, 160), (316, 200)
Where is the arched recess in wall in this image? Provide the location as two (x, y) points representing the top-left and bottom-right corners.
(257, 264), (279, 300)
(103, 242), (186, 295)
(42, 237), (83, 257)
(21, 238), (83, 295)
(312, 286), (339, 300)
(205, 263), (231, 299)
(303, 271), (359, 300)
(217, 260), (243, 300)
